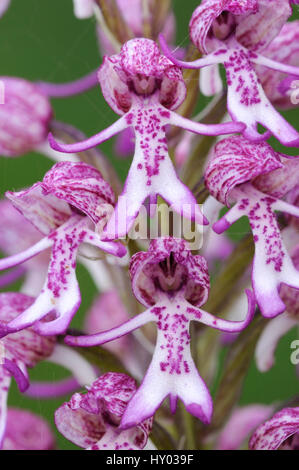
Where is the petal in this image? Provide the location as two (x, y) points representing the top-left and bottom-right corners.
(199, 64), (223, 97)
(3, 408), (55, 450)
(217, 405), (274, 450)
(121, 299), (213, 428)
(223, 45), (299, 146)
(88, 423), (151, 450)
(129, 237), (210, 308)
(55, 400), (106, 449)
(41, 161), (115, 225)
(249, 407), (299, 450)
(0, 77), (52, 157)
(47, 344), (97, 387)
(3, 359), (29, 393)
(37, 69), (98, 97)
(6, 183), (71, 235)
(48, 114), (129, 153)
(188, 0), (258, 54)
(0, 293), (56, 366)
(235, 0), (292, 52)
(26, 377), (79, 398)
(204, 135), (282, 206)
(0, 368), (11, 449)
(73, 0), (94, 19)
(188, 289), (255, 332)
(255, 313), (298, 372)
(4, 217), (84, 336)
(65, 308), (154, 347)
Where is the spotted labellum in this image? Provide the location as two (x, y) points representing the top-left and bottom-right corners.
(160, 0), (299, 146)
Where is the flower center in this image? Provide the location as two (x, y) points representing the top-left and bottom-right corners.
(152, 252), (188, 294)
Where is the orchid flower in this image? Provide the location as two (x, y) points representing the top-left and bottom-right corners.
(0, 293), (56, 448)
(249, 407), (299, 450)
(205, 136), (299, 318)
(55, 372), (153, 450)
(49, 38), (245, 239)
(66, 237), (255, 428)
(2, 408), (55, 450)
(160, 0), (299, 146)
(0, 161), (126, 337)
(217, 405), (274, 450)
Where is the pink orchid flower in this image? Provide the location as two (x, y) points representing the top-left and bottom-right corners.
(0, 161), (126, 337)
(49, 38), (245, 239)
(160, 0), (299, 146)
(205, 136), (299, 318)
(66, 237), (255, 428)
(55, 372), (153, 450)
(249, 407), (299, 450)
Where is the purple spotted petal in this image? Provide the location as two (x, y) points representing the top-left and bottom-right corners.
(3, 408), (55, 450)
(217, 405), (274, 450)
(85, 291), (130, 357)
(0, 77), (52, 157)
(0, 0), (10, 18)
(249, 407), (299, 450)
(129, 237), (210, 308)
(41, 161), (115, 225)
(205, 136), (283, 205)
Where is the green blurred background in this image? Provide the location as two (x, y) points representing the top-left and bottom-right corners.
(0, 0), (298, 449)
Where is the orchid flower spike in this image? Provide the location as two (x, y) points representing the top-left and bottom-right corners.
(66, 237), (255, 428)
(0, 161), (126, 337)
(55, 372), (153, 450)
(2, 408), (55, 450)
(0, 293), (56, 448)
(160, 0), (299, 146)
(205, 136), (299, 318)
(49, 38), (245, 239)
(249, 407), (299, 450)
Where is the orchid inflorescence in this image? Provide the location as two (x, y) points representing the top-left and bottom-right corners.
(0, 0), (298, 451)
